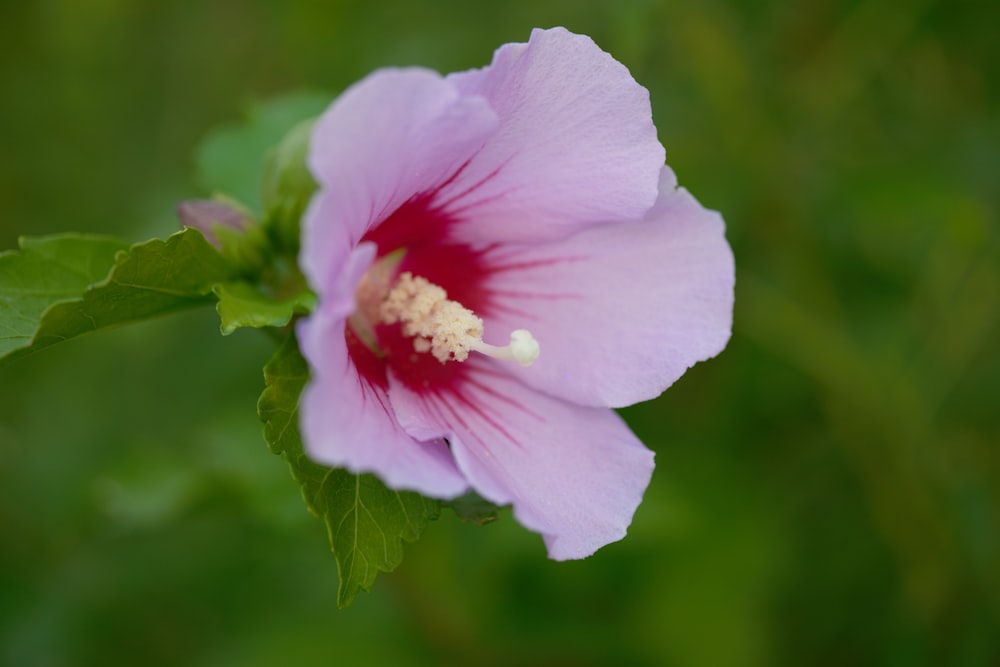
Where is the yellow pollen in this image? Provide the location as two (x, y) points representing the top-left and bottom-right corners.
(380, 272), (484, 363)
(379, 272), (540, 366)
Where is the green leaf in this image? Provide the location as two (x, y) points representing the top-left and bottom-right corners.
(258, 336), (440, 607)
(321, 470), (441, 608)
(196, 92), (332, 215)
(258, 335), (310, 458)
(443, 492), (502, 526)
(0, 228), (237, 364)
(1, 234), (129, 360)
(213, 281), (314, 335)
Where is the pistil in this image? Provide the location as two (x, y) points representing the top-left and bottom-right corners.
(380, 272), (539, 366)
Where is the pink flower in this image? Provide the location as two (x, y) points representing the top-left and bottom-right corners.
(297, 27), (734, 559)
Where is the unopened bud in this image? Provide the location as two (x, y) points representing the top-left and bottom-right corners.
(177, 199), (252, 250)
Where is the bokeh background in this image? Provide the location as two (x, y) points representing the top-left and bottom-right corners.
(1, 1), (997, 665)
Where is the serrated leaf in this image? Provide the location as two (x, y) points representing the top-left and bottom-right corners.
(1, 234), (129, 359)
(319, 470), (441, 607)
(0, 228), (237, 364)
(196, 92), (332, 215)
(258, 336), (440, 607)
(213, 281), (314, 335)
(258, 334), (311, 458)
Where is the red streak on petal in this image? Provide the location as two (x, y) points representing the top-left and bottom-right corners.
(415, 362), (535, 452)
(431, 159), (510, 213)
(440, 386), (523, 452)
(485, 254), (588, 274)
(462, 372), (545, 426)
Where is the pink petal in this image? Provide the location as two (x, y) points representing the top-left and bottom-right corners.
(297, 283), (469, 498)
(481, 166), (735, 408)
(439, 27), (665, 244)
(301, 68), (498, 290)
(387, 361), (655, 559)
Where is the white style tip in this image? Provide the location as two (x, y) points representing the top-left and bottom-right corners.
(470, 329), (540, 367)
(507, 329), (540, 366)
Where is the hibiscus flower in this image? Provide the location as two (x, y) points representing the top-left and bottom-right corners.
(296, 27), (734, 559)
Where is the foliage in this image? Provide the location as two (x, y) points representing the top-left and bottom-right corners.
(0, 92), (462, 609)
(0, 230), (234, 364)
(0, 234), (126, 359)
(258, 336), (441, 607)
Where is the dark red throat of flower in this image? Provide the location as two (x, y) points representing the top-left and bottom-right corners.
(346, 194), (495, 394)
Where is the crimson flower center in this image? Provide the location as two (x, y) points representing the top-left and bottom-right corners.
(350, 260), (538, 369)
(343, 195), (540, 392)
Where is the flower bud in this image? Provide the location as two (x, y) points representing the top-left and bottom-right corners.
(176, 199), (251, 248)
(177, 198), (266, 271)
(262, 117), (318, 253)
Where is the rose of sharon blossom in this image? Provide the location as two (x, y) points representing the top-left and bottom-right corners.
(297, 27), (734, 559)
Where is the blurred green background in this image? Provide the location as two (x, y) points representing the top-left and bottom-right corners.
(1, 0), (997, 665)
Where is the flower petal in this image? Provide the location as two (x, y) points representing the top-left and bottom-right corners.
(301, 68), (497, 290)
(439, 27), (665, 244)
(298, 294), (469, 499)
(481, 166), (735, 408)
(387, 362), (655, 559)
